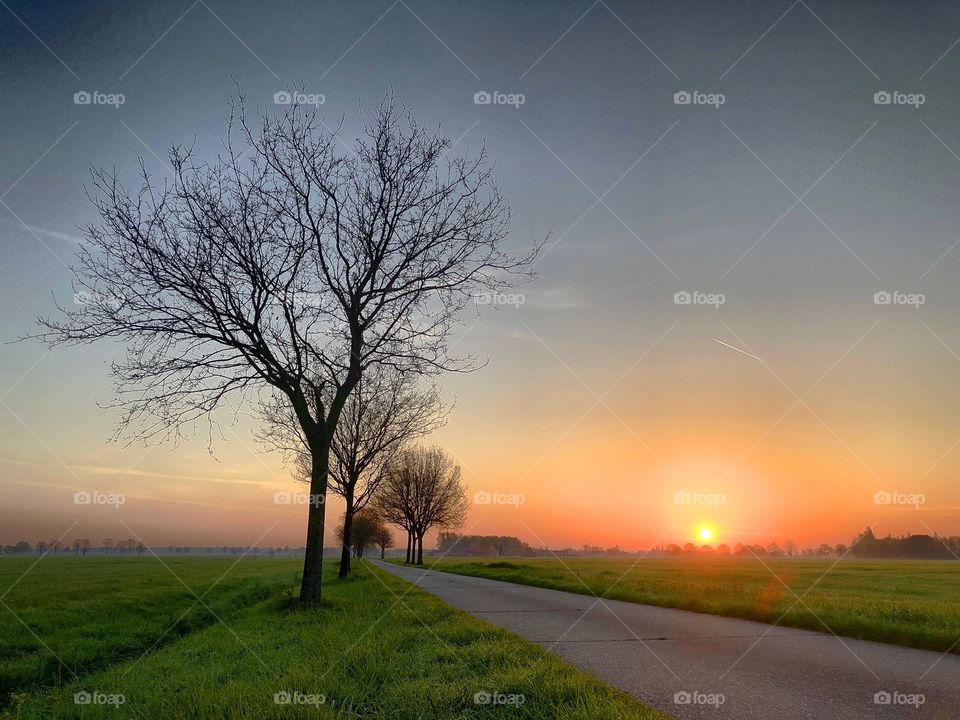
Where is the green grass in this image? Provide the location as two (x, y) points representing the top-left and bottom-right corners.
(0, 556), (669, 719)
(421, 557), (960, 654)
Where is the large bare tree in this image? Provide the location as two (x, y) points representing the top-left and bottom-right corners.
(375, 445), (468, 564)
(37, 92), (535, 602)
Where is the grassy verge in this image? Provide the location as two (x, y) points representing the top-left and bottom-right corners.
(419, 557), (960, 654)
(1, 557), (670, 719)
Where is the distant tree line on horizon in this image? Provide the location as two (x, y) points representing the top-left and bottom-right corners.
(849, 527), (960, 559)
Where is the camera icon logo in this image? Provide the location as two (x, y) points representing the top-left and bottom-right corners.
(474, 91), (492, 105)
(74, 91), (92, 105)
(473, 491), (492, 505)
(274, 91), (292, 105)
(873, 91), (892, 105)
(673, 91), (691, 105)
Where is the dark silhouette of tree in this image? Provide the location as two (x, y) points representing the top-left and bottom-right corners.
(335, 508), (384, 558)
(375, 445), (467, 564)
(374, 526), (393, 559)
(35, 541), (48, 555)
(102, 538), (114, 554)
(36, 92), (536, 603)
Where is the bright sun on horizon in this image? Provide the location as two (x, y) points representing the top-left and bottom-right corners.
(698, 527), (713, 542)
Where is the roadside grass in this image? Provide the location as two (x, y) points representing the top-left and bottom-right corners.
(0, 556), (298, 704)
(1, 557), (670, 719)
(421, 557), (960, 654)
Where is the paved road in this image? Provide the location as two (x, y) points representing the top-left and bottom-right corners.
(373, 560), (960, 719)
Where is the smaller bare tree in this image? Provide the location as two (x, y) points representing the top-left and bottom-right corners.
(374, 526), (393, 559)
(375, 445), (468, 565)
(336, 508), (384, 558)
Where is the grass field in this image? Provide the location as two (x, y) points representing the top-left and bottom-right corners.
(423, 557), (960, 654)
(0, 556), (668, 719)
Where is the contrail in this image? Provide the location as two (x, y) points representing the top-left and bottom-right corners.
(712, 338), (764, 363)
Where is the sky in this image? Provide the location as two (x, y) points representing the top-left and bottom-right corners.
(2, 0), (960, 552)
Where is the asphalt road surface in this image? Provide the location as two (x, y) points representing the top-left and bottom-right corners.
(372, 560), (960, 719)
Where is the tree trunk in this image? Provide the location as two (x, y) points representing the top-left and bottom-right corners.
(416, 534), (424, 564)
(299, 440), (330, 603)
(405, 532), (412, 563)
(338, 494), (355, 579)
(380, 546), (385, 559)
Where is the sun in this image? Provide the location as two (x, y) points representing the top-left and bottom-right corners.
(698, 527), (713, 542)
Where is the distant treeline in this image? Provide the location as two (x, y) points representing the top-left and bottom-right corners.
(437, 533), (534, 557)
(850, 527), (960, 559)
(0, 542), (310, 557)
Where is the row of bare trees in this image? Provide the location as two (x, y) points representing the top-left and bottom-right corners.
(37, 90), (534, 601)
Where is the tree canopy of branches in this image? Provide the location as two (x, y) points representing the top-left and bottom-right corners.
(375, 444), (468, 564)
(37, 91), (536, 602)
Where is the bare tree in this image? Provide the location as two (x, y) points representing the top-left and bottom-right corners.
(262, 365), (446, 577)
(36, 91), (536, 602)
(376, 445), (467, 564)
(374, 526), (393, 559)
(335, 507), (384, 559)
(102, 537), (114, 554)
